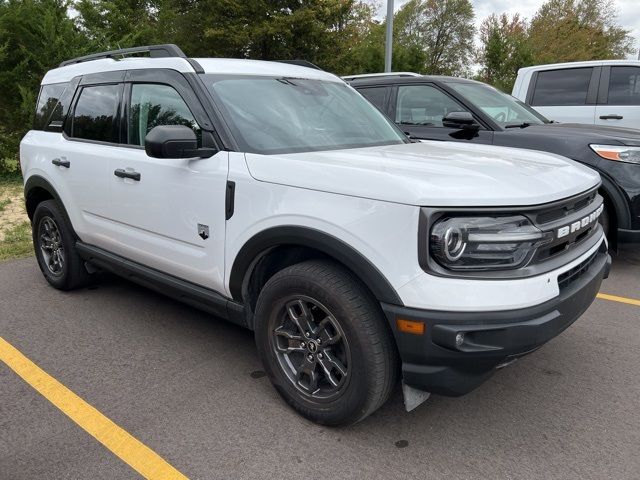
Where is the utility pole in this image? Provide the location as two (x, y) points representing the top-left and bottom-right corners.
(384, 0), (394, 72)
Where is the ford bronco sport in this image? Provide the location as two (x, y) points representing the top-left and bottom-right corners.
(21, 44), (611, 425)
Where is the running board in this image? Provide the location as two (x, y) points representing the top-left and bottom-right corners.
(75, 242), (248, 328)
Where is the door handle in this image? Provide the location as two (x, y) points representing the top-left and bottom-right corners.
(599, 114), (623, 120)
(51, 158), (70, 168)
(114, 169), (141, 181)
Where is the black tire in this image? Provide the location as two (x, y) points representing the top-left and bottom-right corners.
(254, 260), (398, 426)
(32, 199), (91, 290)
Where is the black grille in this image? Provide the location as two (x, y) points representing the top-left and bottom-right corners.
(534, 189), (598, 225)
(530, 189), (603, 264)
(557, 251), (598, 290)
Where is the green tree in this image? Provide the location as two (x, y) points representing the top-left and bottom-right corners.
(528, 0), (633, 64)
(477, 13), (532, 92)
(394, 0), (475, 76)
(0, 0), (92, 165)
(74, 0), (163, 48)
(75, 0), (378, 74)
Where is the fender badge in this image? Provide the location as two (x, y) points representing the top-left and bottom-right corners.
(198, 224), (210, 240)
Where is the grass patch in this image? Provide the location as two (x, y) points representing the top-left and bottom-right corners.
(0, 157), (21, 179)
(0, 221), (33, 261)
(0, 175), (31, 261)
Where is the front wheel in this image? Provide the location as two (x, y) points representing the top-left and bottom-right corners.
(254, 260), (398, 426)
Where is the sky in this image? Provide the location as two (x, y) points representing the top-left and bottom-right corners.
(383, 0), (640, 59)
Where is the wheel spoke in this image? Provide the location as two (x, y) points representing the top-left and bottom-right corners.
(296, 357), (319, 393)
(48, 253), (57, 271)
(286, 299), (315, 335)
(320, 350), (347, 378)
(274, 326), (305, 353)
(57, 249), (65, 269)
(317, 356), (340, 387)
(40, 236), (54, 251)
(317, 316), (341, 345)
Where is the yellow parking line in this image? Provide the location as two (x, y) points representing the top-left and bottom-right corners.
(0, 336), (188, 480)
(597, 293), (640, 307)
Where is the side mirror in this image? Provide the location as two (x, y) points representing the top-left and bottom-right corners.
(144, 125), (215, 159)
(442, 111), (480, 131)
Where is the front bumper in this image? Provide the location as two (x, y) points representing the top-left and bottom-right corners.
(382, 247), (611, 397)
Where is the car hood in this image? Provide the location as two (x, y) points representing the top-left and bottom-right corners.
(244, 141), (600, 207)
(510, 123), (640, 146)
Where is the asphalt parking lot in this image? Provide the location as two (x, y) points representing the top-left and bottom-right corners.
(1, 247), (639, 480)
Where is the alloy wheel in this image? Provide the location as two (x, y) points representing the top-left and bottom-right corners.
(271, 296), (351, 401)
(38, 216), (65, 276)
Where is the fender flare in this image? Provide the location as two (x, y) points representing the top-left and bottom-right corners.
(229, 226), (404, 306)
(598, 171), (631, 230)
(24, 175), (76, 234)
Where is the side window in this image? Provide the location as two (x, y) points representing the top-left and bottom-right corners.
(607, 66), (640, 106)
(71, 85), (120, 142)
(128, 84), (200, 146)
(34, 83), (68, 130)
(395, 85), (467, 127)
(531, 68), (593, 106)
(358, 87), (388, 113)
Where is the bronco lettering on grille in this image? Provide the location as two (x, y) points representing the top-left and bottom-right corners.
(557, 204), (604, 239)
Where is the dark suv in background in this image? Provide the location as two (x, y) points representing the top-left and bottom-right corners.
(346, 73), (640, 246)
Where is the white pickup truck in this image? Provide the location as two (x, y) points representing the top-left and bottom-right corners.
(513, 60), (640, 129)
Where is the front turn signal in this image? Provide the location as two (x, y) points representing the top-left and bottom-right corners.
(397, 319), (425, 335)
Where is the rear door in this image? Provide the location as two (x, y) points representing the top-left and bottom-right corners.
(59, 74), (124, 245)
(595, 66), (640, 129)
(527, 67), (599, 124)
(390, 83), (493, 143)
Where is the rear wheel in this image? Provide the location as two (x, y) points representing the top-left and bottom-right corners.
(32, 200), (91, 290)
(254, 260), (398, 426)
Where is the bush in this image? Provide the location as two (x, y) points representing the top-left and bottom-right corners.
(0, 158), (21, 179)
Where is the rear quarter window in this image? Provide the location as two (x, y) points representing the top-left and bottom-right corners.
(34, 83), (69, 130)
(531, 68), (593, 106)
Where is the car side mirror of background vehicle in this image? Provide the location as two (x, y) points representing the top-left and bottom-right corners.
(145, 125), (217, 159)
(442, 112), (480, 132)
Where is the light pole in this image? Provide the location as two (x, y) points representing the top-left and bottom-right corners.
(384, 0), (394, 72)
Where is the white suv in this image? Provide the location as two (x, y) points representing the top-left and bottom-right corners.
(513, 60), (640, 128)
(22, 44), (610, 425)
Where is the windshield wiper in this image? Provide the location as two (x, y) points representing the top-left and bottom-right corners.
(504, 122), (531, 129)
(399, 121), (435, 126)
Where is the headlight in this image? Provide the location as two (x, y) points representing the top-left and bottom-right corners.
(430, 215), (553, 271)
(590, 144), (640, 164)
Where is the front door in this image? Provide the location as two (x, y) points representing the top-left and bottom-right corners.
(105, 76), (228, 292)
(391, 84), (494, 144)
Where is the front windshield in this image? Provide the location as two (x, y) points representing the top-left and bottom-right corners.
(448, 82), (549, 127)
(202, 75), (408, 154)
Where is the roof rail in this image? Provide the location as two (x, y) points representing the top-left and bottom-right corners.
(276, 60), (323, 70)
(342, 72), (422, 81)
(59, 44), (187, 67)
